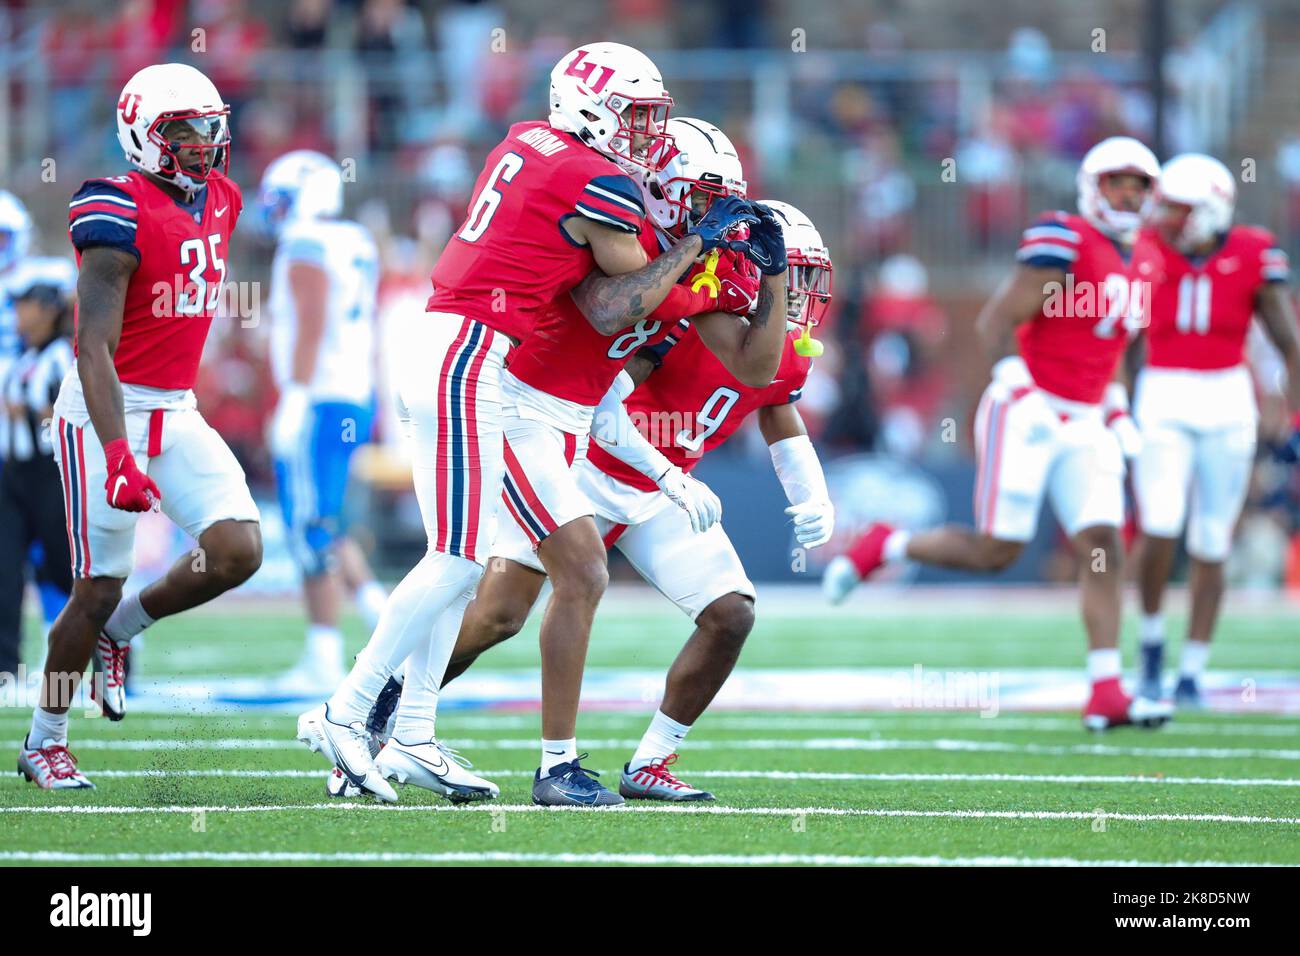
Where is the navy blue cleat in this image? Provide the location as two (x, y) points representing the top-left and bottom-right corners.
(532, 754), (624, 807)
(1137, 643), (1165, 701)
(1173, 676), (1204, 710)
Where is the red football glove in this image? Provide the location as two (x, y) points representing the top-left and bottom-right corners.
(713, 250), (761, 316)
(103, 438), (161, 513)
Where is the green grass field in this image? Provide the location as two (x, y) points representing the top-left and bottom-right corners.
(2, 589), (1298, 866)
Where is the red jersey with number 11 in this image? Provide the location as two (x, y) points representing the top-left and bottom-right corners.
(67, 170), (241, 390)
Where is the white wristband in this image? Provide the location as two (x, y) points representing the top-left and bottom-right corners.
(1102, 381), (1130, 413)
(768, 434), (829, 506)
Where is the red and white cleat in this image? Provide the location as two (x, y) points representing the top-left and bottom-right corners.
(18, 737), (95, 789)
(619, 754), (714, 802)
(1083, 678), (1173, 731)
(90, 631), (129, 721)
(822, 522), (895, 605)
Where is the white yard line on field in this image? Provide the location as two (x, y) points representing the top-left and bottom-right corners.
(76, 768), (1300, 787)
(3, 802), (1299, 825)
(0, 849), (1291, 867)
(59, 736), (1300, 760)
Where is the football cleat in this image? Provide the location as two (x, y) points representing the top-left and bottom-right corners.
(325, 766), (362, 798)
(619, 754), (714, 802)
(296, 703), (396, 803)
(365, 676), (403, 758)
(1137, 642), (1165, 701)
(90, 630), (129, 721)
(375, 738), (499, 804)
(18, 737), (94, 790)
(822, 523), (894, 604)
(532, 755), (624, 808)
(1173, 676), (1205, 710)
(1083, 680), (1174, 731)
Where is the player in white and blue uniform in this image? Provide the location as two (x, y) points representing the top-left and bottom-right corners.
(0, 191), (34, 408)
(260, 151), (388, 694)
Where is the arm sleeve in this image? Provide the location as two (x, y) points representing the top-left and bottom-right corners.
(1015, 214), (1080, 270)
(573, 173), (645, 234)
(768, 434), (830, 506)
(67, 180), (139, 260)
(590, 371), (674, 482)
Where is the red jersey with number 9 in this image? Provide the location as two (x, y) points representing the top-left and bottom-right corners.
(1130, 225), (1288, 371)
(428, 120), (647, 342)
(67, 170), (241, 390)
(588, 326), (812, 492)
(1013, 211), (1140, 404)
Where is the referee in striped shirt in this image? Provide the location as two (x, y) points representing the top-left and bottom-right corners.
(0, 259), (75, 676)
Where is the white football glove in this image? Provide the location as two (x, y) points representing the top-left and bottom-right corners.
(1103, 382), (1143, 460)
(656, 465), (722, 534)
(270, 383), (312, 460)
(785, 498), (834, 548)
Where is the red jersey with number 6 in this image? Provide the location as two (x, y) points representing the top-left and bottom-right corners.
(1013, 211), (1139, 404)
(67, 170), (241, 390)
(1130, 225), (1288, 371)
(588, 326), (812, 492)
(428, 120), (647, 342)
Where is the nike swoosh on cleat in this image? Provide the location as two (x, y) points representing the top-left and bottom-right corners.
(400, 749), (450, 777)
(549, 784), (601, 805)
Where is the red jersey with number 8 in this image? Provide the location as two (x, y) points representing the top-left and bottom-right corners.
(1130, 225), (1288, 371)
(1013, 211), (1140, 404)
(67, 170), (241, 391)
(588, 326), (811, 492)
(428, 120), (647, 342)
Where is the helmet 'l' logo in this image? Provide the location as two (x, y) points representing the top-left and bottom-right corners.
(118, 93), (142, 125)
(564, 50), (614, 95)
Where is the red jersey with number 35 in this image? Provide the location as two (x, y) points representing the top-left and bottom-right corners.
(1130, 225), (1288, 371)
(588, 326), (812, 492)
(67, 170), (240, 390)
(1013, 211), (1139, 404)
(428, 120), (646, 342)
(505, 225), (681, 405)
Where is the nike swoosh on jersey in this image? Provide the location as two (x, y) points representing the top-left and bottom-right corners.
(215, 206), (228, 218)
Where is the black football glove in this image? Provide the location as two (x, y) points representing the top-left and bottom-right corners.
(744, 202), (788, 276)
(688, 195), (758, 252)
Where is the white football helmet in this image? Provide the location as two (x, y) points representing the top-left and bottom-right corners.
(1156, 153), (1236, 251)
(640, 117), (746, 233)
(258, 150), (344, 236)
(0, 190), (32, 274)
(1076, 136), (1159, 242)
(548, 43), (673, 173)
(116, 63), (230, 197)
(760, 199), (833, 330)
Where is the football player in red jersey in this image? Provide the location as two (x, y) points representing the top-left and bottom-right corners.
(297, 44), (761, 804)
(418, 199), (828, 802)
(1130, 154), (1300, 707)
(824, 137), (1173, 731)
(19, 64), (263, 790)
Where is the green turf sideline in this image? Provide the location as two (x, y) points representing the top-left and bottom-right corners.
(64, 768), (1300, 786)
(4, 803), (1300, 824)
(0, 850), (1292, 867)
(55, 736), (1300, 759)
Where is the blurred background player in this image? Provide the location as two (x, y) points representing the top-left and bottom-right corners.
(19, 63), (262, 789)
(0, 191), (34, 390)
(259, 149), (388, 696)
(0, 258), (76, 678)
(1131, 153), (1300, 707)
(824, 137), (1173, 731)
(296, 42), (759, 805)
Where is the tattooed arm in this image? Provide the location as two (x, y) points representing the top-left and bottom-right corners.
(567, 222), (705, 335)
(75, 246), (137, 447)
(691, 272), (788, 387)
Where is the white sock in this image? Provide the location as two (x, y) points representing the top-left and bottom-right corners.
(1180, 639), (1211, 678)
(103, 591), (155, 644)
(1139, 613), (1165, 647)
(306, 625), (343, 667)
(541, 738), (577, 774)
(391, 588), (471, 743)
(29, 707), (68, 747)
(883, 529), (912, 564)
(327, 550), (482, 725)
(1086, 648), (1122, 682)
(355, 580), (388, 634)
(630, 709), (691, 770)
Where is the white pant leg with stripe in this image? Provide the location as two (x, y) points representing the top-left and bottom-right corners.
(329, 313), (509, 726)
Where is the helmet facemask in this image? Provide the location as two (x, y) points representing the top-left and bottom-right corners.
(151, 109), (230, 195)
(786, 249), (833, 331)
(601, 97), (674, 174)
